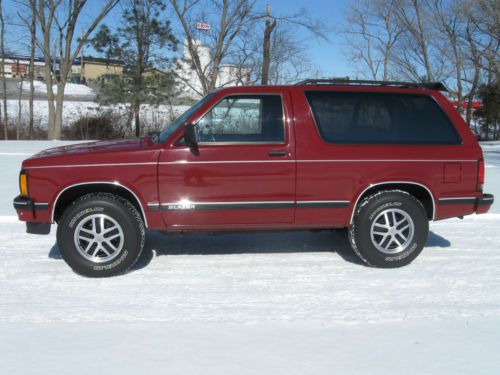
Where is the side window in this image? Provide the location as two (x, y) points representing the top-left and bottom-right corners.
(197, 95), (285, 143)
(305, 91), (461, 145)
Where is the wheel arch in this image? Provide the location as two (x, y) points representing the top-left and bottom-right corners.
(51, 182), (148, 227)
(349, 181), (435, 224)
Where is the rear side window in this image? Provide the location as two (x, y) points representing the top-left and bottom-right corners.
(305, 91), (461, 145)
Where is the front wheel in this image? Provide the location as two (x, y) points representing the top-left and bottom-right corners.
(348, 190), (429, 268)
(56, 193), (145, 277)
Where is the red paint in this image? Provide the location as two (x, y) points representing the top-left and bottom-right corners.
(449, 100), (482, 110)
(15, 84), (492, 231)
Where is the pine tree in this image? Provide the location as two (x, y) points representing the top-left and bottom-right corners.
(91, 0), (177, 137)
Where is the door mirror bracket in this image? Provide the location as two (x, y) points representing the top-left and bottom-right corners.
(184, 124), (199, 147)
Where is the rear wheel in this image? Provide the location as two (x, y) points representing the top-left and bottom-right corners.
(56, 193), (145, 277)
(348, 190), (429, 268)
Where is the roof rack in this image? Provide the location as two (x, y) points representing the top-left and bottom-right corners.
(294, 79), (448, 92)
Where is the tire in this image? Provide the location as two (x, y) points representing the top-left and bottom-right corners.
(348, 190), (429, 268)
(56, 193), (145, 277)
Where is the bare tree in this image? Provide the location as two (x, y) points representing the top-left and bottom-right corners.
(36, 0), (118, 139)
(169, 0), (255, 95)
(344, 0), (403, 80)
(0, 0), (7, 140)
(393, 0), (439, 81)
(14, 0), (38, 139)
(430, 0), (467, 109)
(462, 0), (499, 128)
(28, 0), (36, 139)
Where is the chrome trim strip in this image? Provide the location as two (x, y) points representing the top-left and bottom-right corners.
(297, 200), (350, 208)
(51, 181), (149, 227)
(439, 197), (476, 200)
(25, 162), (157, 169)
(160, 159), (476, 165)
(197, 141), (286, 146)
(297, 159), (477, 163)
(349, 181), (436, 224)
(24, 159), (478, 169)
(159, 160), (294, 165)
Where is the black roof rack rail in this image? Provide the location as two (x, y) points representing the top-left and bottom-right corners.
(294, 79), (448, 92)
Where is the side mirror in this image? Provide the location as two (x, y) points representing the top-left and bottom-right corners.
(184, 124), (198, 147)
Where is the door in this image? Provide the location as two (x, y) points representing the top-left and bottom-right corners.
(158, 92), (296, 229)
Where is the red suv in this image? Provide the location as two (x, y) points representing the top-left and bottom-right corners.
(13, 80), (494, 277)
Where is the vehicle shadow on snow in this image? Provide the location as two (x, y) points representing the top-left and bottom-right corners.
(48, 230), (451, 272)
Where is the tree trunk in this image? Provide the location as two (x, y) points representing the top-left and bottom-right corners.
(412, 0), (433, 81)
(37, 0), (118, 139)
(54, 82), (65, 140)
(43, 60), (57, 138)
(261, 4), (276, 85)
(29, 0), (36, 140)
(0, 0), (7, 140)
(17, 75), (24, 140)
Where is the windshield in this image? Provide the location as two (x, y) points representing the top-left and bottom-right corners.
(159, 93), (215, 143)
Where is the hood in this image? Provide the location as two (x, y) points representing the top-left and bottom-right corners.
(29, 138), (147, 159)
(22, 137), (161, 169)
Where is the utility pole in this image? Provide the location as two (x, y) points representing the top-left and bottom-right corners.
(261, 4), (277, 85)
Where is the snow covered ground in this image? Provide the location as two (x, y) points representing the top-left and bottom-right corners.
(19, 80), (95, 96)
(0, 141), (499, 374)
(5, 100), (190, 131)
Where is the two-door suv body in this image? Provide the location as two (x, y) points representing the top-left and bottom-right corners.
(13, 80), (494, 276)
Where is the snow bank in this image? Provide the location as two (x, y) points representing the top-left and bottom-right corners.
(5, 99), (190, 129)
(19, 81), (95, 96)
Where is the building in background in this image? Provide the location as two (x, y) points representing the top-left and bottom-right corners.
(174, 40), (250, 100)
(0, 54), (46, 80)
(1, 54), (124, 84)
(71, 56), (124, 84)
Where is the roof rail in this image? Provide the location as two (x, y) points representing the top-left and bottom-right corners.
(294, 79), (448, 92)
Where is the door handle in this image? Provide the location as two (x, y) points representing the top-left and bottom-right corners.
(268, 150), (287, 157)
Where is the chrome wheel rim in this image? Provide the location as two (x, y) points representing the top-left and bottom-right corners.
(73, 214), (124, 263)
(370, 208), (414, 254)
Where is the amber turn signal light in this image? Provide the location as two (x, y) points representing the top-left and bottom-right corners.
(19, 171), (29, 197)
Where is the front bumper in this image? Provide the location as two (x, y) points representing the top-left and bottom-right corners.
(13, 195), (51, 234)
(13, 195), (49, 212)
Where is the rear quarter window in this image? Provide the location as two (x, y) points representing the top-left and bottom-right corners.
(305, 91), (461, 145)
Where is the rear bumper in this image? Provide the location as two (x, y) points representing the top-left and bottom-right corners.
(13, 195), (51, 234)
(476, 193), (494, 214)
(476, 193), (494, 207)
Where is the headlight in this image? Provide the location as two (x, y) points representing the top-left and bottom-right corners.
(19, 171), (29, 197)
